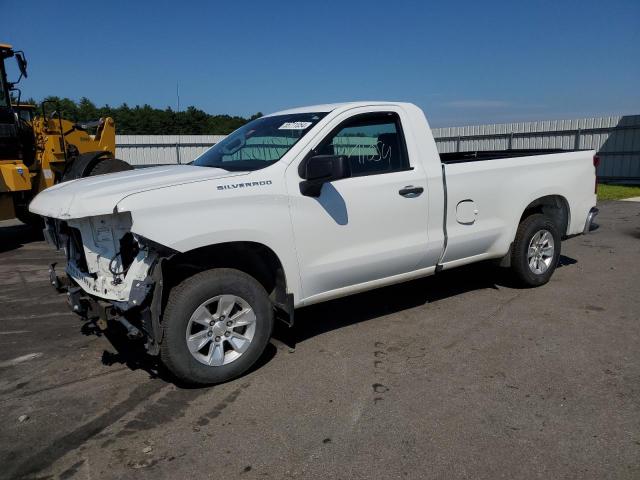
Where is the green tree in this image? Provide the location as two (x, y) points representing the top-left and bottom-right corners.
(29, 96), (259, 135)
(77, 97), (98, 122)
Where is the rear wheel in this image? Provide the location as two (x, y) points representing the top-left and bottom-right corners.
(86, 157), (132, 176)
(511, 213), (561, 287)
(160, 268), (273, 385)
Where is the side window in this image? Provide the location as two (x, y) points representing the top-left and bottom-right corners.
(317, 112), (409, 177)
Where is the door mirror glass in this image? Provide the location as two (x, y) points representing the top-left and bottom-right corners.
(300, 155), (351, 197)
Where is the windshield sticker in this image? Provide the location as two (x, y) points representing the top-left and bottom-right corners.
(279, 121), (312, 130)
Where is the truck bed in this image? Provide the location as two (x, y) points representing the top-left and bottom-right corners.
(440, 149), (579, 164)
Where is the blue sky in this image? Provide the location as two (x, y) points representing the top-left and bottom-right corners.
(3, 0), (639, 127)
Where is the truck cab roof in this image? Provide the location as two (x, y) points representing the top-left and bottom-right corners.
(268, 101), (415, 116)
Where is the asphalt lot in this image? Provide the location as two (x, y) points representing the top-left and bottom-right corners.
(1, 200), (639, 480)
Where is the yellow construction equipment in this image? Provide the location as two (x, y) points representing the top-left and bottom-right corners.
(0, 43), (131, 224)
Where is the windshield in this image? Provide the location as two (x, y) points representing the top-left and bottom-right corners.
(193, 112), (327, 171)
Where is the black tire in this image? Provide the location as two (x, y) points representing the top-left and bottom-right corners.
(160, 268), (273, 385)
(15, 205), (43, 229)
(86, 157), (133, 177)
(511, 213), (561, 287)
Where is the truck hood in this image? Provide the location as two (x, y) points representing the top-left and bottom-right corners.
(29, 165), (247, 219)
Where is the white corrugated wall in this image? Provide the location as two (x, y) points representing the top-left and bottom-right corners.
(116, 114), (640, 181)
(116, 135), (225, 166)
(432, 115), (640, 181)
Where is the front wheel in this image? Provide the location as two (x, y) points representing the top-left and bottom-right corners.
(510, 213), (561, 287)
(160, 268), (273, 385)
(15, 205), (43, 229)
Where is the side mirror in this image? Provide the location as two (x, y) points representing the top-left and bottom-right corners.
(15, 52), (28, 79)
(300, 155), (351, 197)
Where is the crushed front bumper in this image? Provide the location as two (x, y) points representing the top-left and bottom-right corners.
(49, 260), (164, 354)
(43, 216), (166, 354)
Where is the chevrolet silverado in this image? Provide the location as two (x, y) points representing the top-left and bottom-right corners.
(29, 102), (599, 384)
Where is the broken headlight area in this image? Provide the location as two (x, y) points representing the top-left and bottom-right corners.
(62, 213), (157, 305)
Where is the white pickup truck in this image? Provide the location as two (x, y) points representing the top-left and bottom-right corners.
(30, 102), (599, 384)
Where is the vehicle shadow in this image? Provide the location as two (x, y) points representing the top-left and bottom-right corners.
(81, 255), (578, 386)
(280, 256), (578, 346)
(87, 322), (277, 388)
(0, 221), (42, 253)
(557, 254), (577, 268)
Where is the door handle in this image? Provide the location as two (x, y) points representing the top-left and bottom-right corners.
(399, 186), (424, 198)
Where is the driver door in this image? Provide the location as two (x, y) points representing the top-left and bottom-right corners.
(286, 108), (432, 303)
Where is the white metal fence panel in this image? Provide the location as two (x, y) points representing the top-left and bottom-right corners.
(432, 114), (640, 182)
(116, 114), (640, 181)
(116, 135), (225, 166)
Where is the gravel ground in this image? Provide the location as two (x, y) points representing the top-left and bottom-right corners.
(0, 200), (639, 480)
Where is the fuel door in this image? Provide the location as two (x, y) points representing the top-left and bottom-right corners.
(456, 199), (478, 225)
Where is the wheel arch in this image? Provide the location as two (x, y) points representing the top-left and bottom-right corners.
(518, 194), (571, 237)
(163, 241), (293, 324)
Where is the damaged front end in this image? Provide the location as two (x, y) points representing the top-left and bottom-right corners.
(44, 213), (172, 355)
